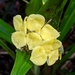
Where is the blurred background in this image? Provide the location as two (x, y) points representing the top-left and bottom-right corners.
(0, 0), (75, 75)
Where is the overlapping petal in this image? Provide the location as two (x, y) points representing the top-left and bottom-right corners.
(40, 39), (62, 54)
(40, 24), (60, 41)
(30, 39), (62, 66)
(47, 50), (59, 66)
(26, 14), (45, 32)
(13, 15), (24, 31)
(24, 17), (27, 34)
(30, 46), (47, 66)
(27, 32), (42, 50)
(11, 31), (26, 49)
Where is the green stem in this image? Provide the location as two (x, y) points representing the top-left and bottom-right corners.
(0, 39), (15, 60)
(10, 50), (33, 75)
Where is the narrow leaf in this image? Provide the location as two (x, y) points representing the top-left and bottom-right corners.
(25, 0), (42, 15)
(50, 9), (63, 29)
(0, 19), (14, 44)
(59, 9), (75, 41)
(10, 50), (27, 75)
(38, 0), (68, 21)
(59, 0), (75, 41)
(17, 57), (33, 75)
(60, 0), (75, 30)
(10, 50), (33, 75)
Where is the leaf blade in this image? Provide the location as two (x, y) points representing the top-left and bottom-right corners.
(0, 19), (14, 44)
(59, 0), (75, 41)
(25, 0), (43, 15)
(10, 50), (33, 75)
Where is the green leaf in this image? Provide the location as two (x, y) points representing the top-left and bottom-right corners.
(38, 0), (68, 21)
(17, 58), (33, 75)
(0, 39), (15, 60)
(10, 50), (33, 75)
(50, 9), (63, 29)
(0, 19), (14, 44)
(51, 46), (75, 75)
(25, 0), (43, 15)
(59, 0), (75, 41)
(25, 0), (67, 29)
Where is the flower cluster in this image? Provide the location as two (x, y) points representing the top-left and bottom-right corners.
(11, 14), (62, 66)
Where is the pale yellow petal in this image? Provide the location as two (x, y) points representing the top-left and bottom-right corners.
(49, 39), (62, 49)
(27, 32), (42, 50)
(40, 24), (60, 40)
(30, 46), (47, 66)
(11, 31), (26, 49)
(40, 39), (62, 54)
(26, 14), (45, 32)
(24, 17), (28, 34)
(13, 15), (24, 31)
(47, 50), (58, 66)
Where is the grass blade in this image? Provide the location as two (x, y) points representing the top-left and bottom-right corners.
(38, 0), (68, 21)
(59, 0), (75, 41)
(0, 19), (14, 44)
(25, 0), (42, 15)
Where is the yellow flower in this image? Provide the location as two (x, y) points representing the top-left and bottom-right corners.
(12, 14), (60, 50)
(13, 15), (24, 31)
(26, 14), (45, 32)
(30, 39), (62, 66)
(26, 32), (42, 50)
(26, 14), (60, 41)
(12, 31), (26, 49)
(40, 24), (60, 41)
(11, 14), (62, 66)
(11, 15), (26, 49)
(11, 14), (43, 49)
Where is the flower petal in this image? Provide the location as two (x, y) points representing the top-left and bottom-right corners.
(27, 32), (42, 50)
(13, 15), (24, 31)
(24, 17), (28, 34)
(40, 24), (60, 40)
(40, 39), (62, 54)
(11, 31), (26, 49)
(49, 39), (62, 49)
(26, 14), (45, 32)
(30, 46), (47, 66)
(47, 50), (58, 66)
